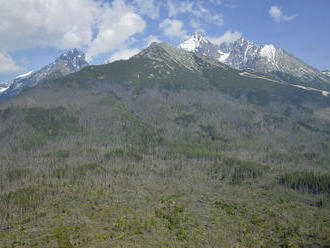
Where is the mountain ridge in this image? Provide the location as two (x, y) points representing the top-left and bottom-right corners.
(40, 41), (330, 112)
(0, 48), (88, 101)
(179, 33), (330, 91)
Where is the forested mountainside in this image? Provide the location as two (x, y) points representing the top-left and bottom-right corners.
(0, 43), (329, 247)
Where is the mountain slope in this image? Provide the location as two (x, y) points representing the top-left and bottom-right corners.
(180, 33), (330, 91)
(0, 48), (88, 101)
(0, 42), (330, 247)
(5, 42), (330, 142)
(61, 43), (330, 104)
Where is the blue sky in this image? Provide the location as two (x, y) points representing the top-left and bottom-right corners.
(0, 0), (329, 82)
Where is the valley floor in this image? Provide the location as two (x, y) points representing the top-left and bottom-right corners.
(0, 147), (329, 248)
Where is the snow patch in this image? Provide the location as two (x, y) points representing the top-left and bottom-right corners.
(0, 86), (9, 93)
(243, 43), (253, 62)
(179, 39), (200, 52)
(218, 50), (230, 62)
(260, 45), (277, 63)
(15, 71), (33, 80)
(179, 33), (209, 52)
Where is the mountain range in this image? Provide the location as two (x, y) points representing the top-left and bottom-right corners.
(0, 48), (88, 101)
(1, 33), (329, 102)
(0, 40), (330, 247)
(3, 41), (330, 155)
(179, 33), (330, 91)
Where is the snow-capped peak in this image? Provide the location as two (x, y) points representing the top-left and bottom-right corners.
(57, 48), (88, 70)
(59, 48), (85, 61)
(179, 32), (330, 90)
(179, 32), (210, 52)
(0, 49), (89, 101)
(192, 32), (208, 41)
(236, 37), (246, 44)
(15, 71), (34, 80)
(260, 45), (276, 60)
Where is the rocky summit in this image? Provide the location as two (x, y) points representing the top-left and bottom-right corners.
(0, 49), (88, 101)
(180, 33), (330, 90)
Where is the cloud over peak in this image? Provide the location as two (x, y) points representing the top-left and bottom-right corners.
(208, 30), (242, 45)
(105, 48), (140, 64)
(0, 0), (146, 63)
(269, 6), (297, 22)
(86, 0), (146, 61)
(159, 19), (188, 40)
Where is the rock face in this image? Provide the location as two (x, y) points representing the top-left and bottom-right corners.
(179, 33), (330, 90)
(0, 48), (88, 101)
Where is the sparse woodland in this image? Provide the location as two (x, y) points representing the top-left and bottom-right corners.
(0, 44), (330, 247)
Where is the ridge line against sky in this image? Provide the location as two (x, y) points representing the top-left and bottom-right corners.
(0, 0), (329, 82)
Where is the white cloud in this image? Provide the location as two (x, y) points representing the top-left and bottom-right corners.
(105, 48), (140, 63)
(210, 0), (223, 5)
(0, 0), (97, 51)
(159, 19), (188, 39)
(86, 0), (146, 61)
(144, 35), (161, 47)
(269, 6), (297, 22)
(225, 0), (237, 8)
(208, 30), (242, 45)
(0, 0), (146, 62)
(0, 52), (20, 75)
(166, 0), (224, 26)
(208, 13), (224, 26)
(132, 0), (160, 19)
(189, 20), (205, 34)
(189, 19), (202, 29)
(168, 0), (202, 18)
(105, 34), (160, 64)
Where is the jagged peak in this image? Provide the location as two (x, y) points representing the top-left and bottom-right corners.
(192, 31), (207, 40)
(55, 48), (89, 71)
(59, 48), (86, 61)
(179, 32), (211, 52)
(237, 37), (245, 42)
(234, 37), (256, 47)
